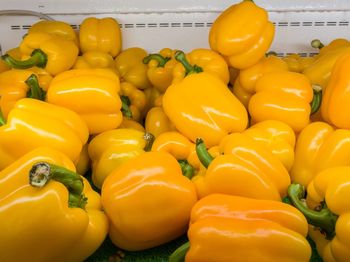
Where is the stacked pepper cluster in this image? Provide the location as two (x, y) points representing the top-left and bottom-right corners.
(0, 0), (349, 261)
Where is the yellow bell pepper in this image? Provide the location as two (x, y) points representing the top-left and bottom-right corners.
(283, 53), (316, 73)
(145, 106), (176, 137)
(1, 32), (79, 76)
(288, 167), (350, 262)
(73, 51), (115, 70)
(143, 86), (162, 113)
(248, 71), (315, 132)
(0, 147), (108, 262)
(47, 68), (123, 134)
(193, 134), (290, 200)
(143, 48), (178, 93)
(115, 47), (152, 89)
(0, 47), (22, 73)
(28, 20), (78, 45)
(75, 143), (90, 176)
(232, 79), (252, 108)
(119, 117), (145, 131)
(209, 0), (275, 69)
(169, 194), (311, 262)
(163, 72), (248, 147)
(88, 128), (154, 189)
(172, 49), (229, 84)
(79, 17), (122, 57)
(101, 151), (197, 251)
(0, 98), (89, 170)
(321, 52), (350, 129)
(311, 38), (350, 56)
(290, 121), (350, 186)
(119, 81), (147, 122)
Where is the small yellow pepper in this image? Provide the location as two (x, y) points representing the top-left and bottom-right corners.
(0, 147), (108, 262)
(47, 68), (123, 134)
(88, 128), (154, 189)
(119, 117), (145, 131)
(145, 106), (176, 137)
(283, 53), (316, 73)
(143, 48), (178, 93)
(0, 98), (89, 170)
(169, 194), (311, 262)
(143, 86), (162, 113)
(115, 47), (152, 89)
(79, 17), (122, 57)
(73, 51), (115, 70)
(101, 151), (197, 251)
(209, 0), (275, 69)
(1, 32), (79, 76)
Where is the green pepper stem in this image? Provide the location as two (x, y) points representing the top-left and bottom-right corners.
(169, 241), (190, 262)
(178, 160), (195, 179)
(287, 183), (338, 240)
(29, 162), (87, 209)
(310, 85), (322, 115)
(1, 49), (47, 69)
(195, 138), (214, 168)
(120, 95), (133, 119)
(143, 54), (170, 67)
(175, 50), (203, 76)
(311, 39), (324, 49)
(143, 132), (155, 152)
(0, 110), (5, 126)
(25, 74), (46, 100)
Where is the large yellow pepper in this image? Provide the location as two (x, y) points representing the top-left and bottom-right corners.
(143, 48), (178, 93)
(115, 47), (152, 89)
(193, 134), (290, 200)
(73, 51), (115, 70)
(0, 98), (89, 170)
(79, 17), (122, 57)
(288, 167), (350, 262)
(172, 49), (229, 84)
(248, 71), (315, 132)
(321, 52), (350, 129)
(0, 147), (108, 262)
(169, 194), (311, 262)
(209, 0), (275, 69)
(88, 128), (154, 189)
(101, 151), (197, 251)
(290, 121), (350, 186)
(163, 72), (248, 147)
(47, 68), (123, 134)
(145, 106), (176, 137)
(1, 32), (79, 76)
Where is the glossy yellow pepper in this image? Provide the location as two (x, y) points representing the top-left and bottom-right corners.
(88, 128), (154, 189)
(143, 86), (162, 113)
(75, 143), (90, 176)
(0, 147), (108, 262)
(119, 81), (147, 122)
(0, 47), (22, 73)
(73, 51), (115, 70)
(47, 68), (123, 134)
(232, 79), (252, 108)
(169, 194), (311, 262)
(193, 134), (290, 200)
(321, 52), (350, 129)
(1, 32), (79, 76)
(119, 117), (145, 131)
(209, 0), (275, 69)
(115, 47), (152, 89)
(283, 53), (316, 73)
(172, 49), (229, 84)
(312, 38), (350, 56)
(163, 72), (248, 147)
(0, 98), (89, 170)
(143, 48), (178, 93)
(288, 168), (350, 262)
(145, 106), (176, 137)
(28, 20), (78, 45)
(248, 71), (314, 132)
(101, 151), (197, 251)
(79, 17), (122, 57)
(290, 121), (350, 186)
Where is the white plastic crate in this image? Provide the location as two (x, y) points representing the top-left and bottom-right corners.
(1, 0), (350, 56)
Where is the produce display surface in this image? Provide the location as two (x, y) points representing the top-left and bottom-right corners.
(0, 0), (350, 261)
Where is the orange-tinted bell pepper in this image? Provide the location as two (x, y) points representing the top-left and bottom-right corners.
(101, 151), (197, 251)
(47, 68), (122, 134)
(169, 194), (311, 262)
(145, 106), (176, 137)
(209, 0), (275, 69)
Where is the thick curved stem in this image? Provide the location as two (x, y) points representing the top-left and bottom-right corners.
(25, 74), (46, 100)
(178, 160), (195, 179)
(195, 138), (214, 168)
(311, 39), (324, 50)
(29, 162), (87, 209)
(143, 54), (170, 67)
(143, 132), (155, 152)
(310, 85), (322, 115)
(0, 110), (5, 126)
(175, 51), (203, 76)
(120, 95), (133, 119)
(288, 184), (338, 240)
(169, 241), (190, 262)
(1, 49), (47, 69)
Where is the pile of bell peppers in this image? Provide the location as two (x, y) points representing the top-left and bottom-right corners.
(0, 0), (350, 261)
